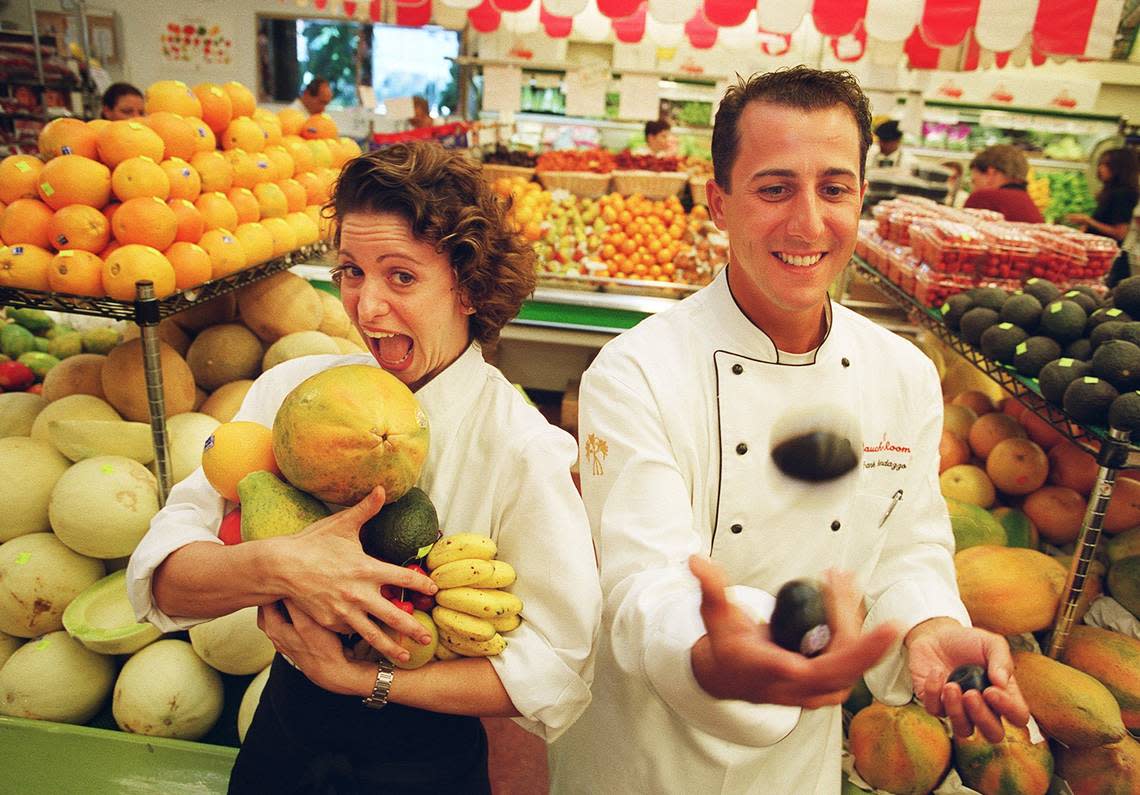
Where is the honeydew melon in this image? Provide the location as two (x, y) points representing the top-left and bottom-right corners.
(48, 455), (159, 559)
(113, 639), (224, 740)
(0, 436), (71, 542)
(237, 664), (271, 743)
(0, 392), (47, 437)
(0, 532), (104, 638)
(48, 419), (155, 464)
(62, 569), (162, 655)
(166, 412), (221, 484)
(29, 393), (120, 444)
(0, 630), (115, 723)
(189, 605), (274, 675)
(261, 330), (339, 372)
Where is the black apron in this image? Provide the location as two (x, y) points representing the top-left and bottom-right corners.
(228, 654), (491, 794)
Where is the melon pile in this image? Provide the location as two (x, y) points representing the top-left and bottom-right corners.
(0, 79), (354, 300)
(0, 270), (364, 743)
(840, 335), (1140, 794)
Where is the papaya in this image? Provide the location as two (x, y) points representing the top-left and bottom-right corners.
(947, 498), (1007, 551)
(1053, 554), (1106, 625)
(955, 546), (1066, 635)
(1012, 650), (1127, 748)
(1108, 555), (1140, 619)
(952, 719), (1052, 795)
(1055, 734), (1140, 795)
(1105, 526), (1140, 564)
(1060, 625), (1140, 731)
(847, 701), (951, 795)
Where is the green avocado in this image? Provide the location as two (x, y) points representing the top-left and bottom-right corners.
(359, 486), (440, 565)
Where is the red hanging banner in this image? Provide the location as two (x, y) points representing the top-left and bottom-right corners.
(1032, 0), (1096, 55)
(396, 1), (432, 24)
(343, 0), (357, 14)
(904, 27), (941, 69)
(597, 0), (641, 20)
(685, 10), (717, 48)
(468, 0), (502, 31)
(812, 0), (866, 38)
(828, 20), (866, 62)
(920, 0), (980, 48)
(314, 0), (328, 10)
(702, 0), (752, 28)
(370, 0), (381, 21)
(961, 30), (981, 71)
(612, 2), (647, 42)
(540, 5), (574, 37)
(491, 0), (533, 11)
(994, 50), (1011, 68)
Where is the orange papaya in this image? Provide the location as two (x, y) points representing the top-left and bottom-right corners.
(848, 701), (950, 795)
(1060, 624), (1140, 732)
(1013, 650), (1127, 749)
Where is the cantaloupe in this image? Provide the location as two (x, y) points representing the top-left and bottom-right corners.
(166, 412), (221, 484)
(48, 455), (160, 559)
(0, 532), (104, 637)
(39, 353), (107, 403)
(0, 630), (115, 723)
(171, 292), (239, 332)
(0, 630), (21, 669)
(188, 606), (274, 675)
(62, 569), (162, 655)
(121, 317), (192, 358)
(236, 270), (323, 342)
(48, 419), (155, 464)
(0, 437), (71, 541)
(113, 639), (224, 740)
(30, 393), (120, 444)
(262, 329), (340, 372)
(193, 386), (207, 411)
(0, 392), (47, 437)
(101, 338), (196, 422)
(237, 664), (271, 743)
(315, 288), (351, 338)
(186, 323), (263, 390)
(199, 379), (253, 423)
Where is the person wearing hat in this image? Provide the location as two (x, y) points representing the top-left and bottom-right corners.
(866, 119), (914, 171)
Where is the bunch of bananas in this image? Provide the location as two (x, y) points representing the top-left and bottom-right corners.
(425, 533), (523, 659)
(1027, 169), (1051, 214)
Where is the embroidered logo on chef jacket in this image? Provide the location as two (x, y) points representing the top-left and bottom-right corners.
(583, 433), (608, 476)
(861, 432), (913, 472)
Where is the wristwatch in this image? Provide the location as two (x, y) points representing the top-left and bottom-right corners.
(362, 658), (394, 710)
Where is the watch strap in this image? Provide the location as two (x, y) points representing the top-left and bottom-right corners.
(362, 657), (394, 709)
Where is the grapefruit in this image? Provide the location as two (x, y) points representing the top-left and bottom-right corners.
(112, 196), (178, 250)
(38, 118), (98, 160)
(102, 244), (176, 300)
(145, 80), (202, 117)
(202, 420), (280, 502)
(161, 158), (202, 202)
(111, 155), (170, 202)
(48, 205), (110, 252)
(48, 250), (105, 296)
(0, 155), (43, 203)
(142, 112), (196, 161)
(192, 83), (233, 135)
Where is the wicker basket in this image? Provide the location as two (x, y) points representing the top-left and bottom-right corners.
(480, 162), (535, 184)
(610, 170), (689, 200)
(689, 177), (709, 206)
(537, 171), (613, 198)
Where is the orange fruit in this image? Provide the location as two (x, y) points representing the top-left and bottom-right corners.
(304, 204), (334, 240)
(102, 243), (176, 300)
(277, 107), (306, 137)
(1, 198), (53, 248)
(190, 150), (234, 193)
(295, 172), (325, 205)
(252, 108), (283, 147)
(192, 82), (233, 135)
(48, 249), (105, 296)
(222, 117), (266, 153)
(306, 140), (333, 169)
(143, 111), (197, 162)
(48, 204), (110, 252)
(96, 120), (165, 168)
(282, 137), (314, 174)
(337, 136), (361, 160)
(197, 228), (247, 278)
(112, 196), (178, 250)
(278, 178), (307, 213)
(86, 118), (111, 136)
(168, 198), (205, 244)
(300, 113), (338, 140)
(102, 201), (121, 226)
(184, 116), (217, 153)
(145, 80), (202, 118)
(223, 149), (260, 190)
(36, 155), (112, 210)
(112, 155), (171, 201)
(249, 152), (274, 185)
(233, 222), (275, 265)
(263, 146), (295, 180)
(222, 82), (256, 119)
(99, 240), (121, 261)
(164, 241), (212, 290)
(0, 243), (53, 290)
(227, 187), (261, 224)
(252, 182), (288, 219)
(260, 216), (298, 257)
(285, 212), (320, 246)
(201, 420), (280, 502)
(194, 192), (240, 232)
(161, 158), (202, 202)
(38, 118), (98, 160)
(0, 155), (43, 203)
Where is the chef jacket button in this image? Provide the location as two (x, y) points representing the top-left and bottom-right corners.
(730, 523), (743, 534)
(841, 357), (850, 368)
(831, 520), (841, 532)
(732, 363), (743, 375)
(736, 442), (748, 455)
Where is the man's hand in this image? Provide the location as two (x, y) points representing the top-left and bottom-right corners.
(905, 617), (1030, 742)
(689, 556), (898, 709)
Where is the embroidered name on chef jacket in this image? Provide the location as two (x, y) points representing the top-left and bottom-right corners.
(862, 433), (912, 472)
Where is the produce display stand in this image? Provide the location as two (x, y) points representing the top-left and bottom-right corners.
(0, 242), (330, 504)
(852, 254), (1135, 658)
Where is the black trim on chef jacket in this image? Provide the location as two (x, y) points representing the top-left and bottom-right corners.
(228, 654), (490, 795)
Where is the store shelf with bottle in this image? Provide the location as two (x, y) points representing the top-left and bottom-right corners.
(0, 30), (91, 157)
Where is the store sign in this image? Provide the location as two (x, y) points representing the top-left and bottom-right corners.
(923, 70), (1101, 112)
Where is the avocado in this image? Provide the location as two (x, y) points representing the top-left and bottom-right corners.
(359, 486), (441, 565)
(1012, 336), (1062, 377)
(238, 470), (332, 542)
(769, 579), (830, 656)
(1062, 289), (1100, 316)
(1117, 323), (1140, 348)
(1068, 284), (1104, 302)
(1108, 391), (1140, 436)
(980, 322), (1029, 364)
(999, 293), (1042, 332)
(1112, 276), (1140, 317)
(1090, 320), (1128, 350)
(1063, 337), (1094, 361)
(1092, 339), (1140, 392)
(1039, 357), (1093, 405)
(6, 308), (53, 333)
(967, 286), (1009, 312)
(1038, 299), (1087, 343)
(0, 323), (36, 358)
(1087, 307), (1132, 331)
(948, 664), (991, 693)
(959, 307), (1001, 346)
(939, 293), (974, 332)
(770, 431), (859, 482)
(1063, 376), (1118, 426)
(1022, 278), (1061, 305)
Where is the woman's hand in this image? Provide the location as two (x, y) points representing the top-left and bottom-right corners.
(269, 485), (437, 663)
(259, 599), (375, 694)
(906, 617), (1030, 742)
(1065, 212), (1092, 226)
(689, 556), (898, 709)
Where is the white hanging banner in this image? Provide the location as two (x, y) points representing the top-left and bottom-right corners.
(974, 0), (1038, 53)
(502, 1), (541, 33)
(646, 15), (684, 47)
(564, 62), (608, 117)
(618, 73), (660, 120)
(543, 0), (588, 15)
(482, 64), (523, 113)
(719, 10), (759, 50)
(1086, 0), (1126, 60)
(647, 0), (697, 25)
(757, 0), (809, 35)
(864, 0), (922, 43)
(439, 0), (482, 7)
(573, 1), (611, 41)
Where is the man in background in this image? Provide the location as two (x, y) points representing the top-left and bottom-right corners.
(866, 119), (913, 170)
(295, 77), (333, 116)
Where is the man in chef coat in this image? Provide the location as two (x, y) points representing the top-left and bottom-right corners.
(548, 67), (1029, 794)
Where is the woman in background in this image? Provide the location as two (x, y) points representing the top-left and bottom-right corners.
(101, 83), (143, 120)
(964, 145), (1043, 223)
(1067, 147), (1139, 243)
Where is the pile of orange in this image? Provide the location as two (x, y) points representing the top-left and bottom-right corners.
(592, 193), (690, 282)
(0, 79), (355, 299)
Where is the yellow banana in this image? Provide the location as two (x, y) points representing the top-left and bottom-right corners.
(438, 629), (507, 658)
(430, 558), (497, 589)
(476, 560), (516, 588)
(432, 606), (496, 642)
(434, 642), (460, 661)
(490, 613), (521, 633)
(426, 533), (497, 571)
(436, 587), (523, 619)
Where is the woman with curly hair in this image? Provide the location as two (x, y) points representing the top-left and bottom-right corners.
(127, 142), (601, 793)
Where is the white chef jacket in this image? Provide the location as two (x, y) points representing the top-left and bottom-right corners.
(548, 268), (969, 793)
(126, 345), (602, 741)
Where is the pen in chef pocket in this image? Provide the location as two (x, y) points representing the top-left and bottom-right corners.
(879, 489), (903, 528)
